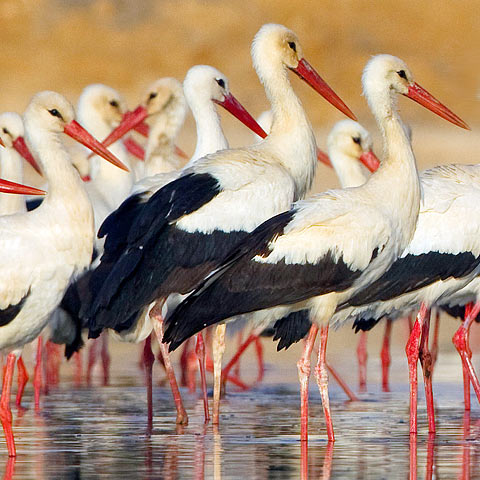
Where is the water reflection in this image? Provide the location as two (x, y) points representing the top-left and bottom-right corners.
(1, 381), (480, 478)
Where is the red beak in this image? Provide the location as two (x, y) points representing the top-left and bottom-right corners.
(359, 150), (380, 173)
(123, 137), (145, 161)
(291, 58), (357, 121)
(13, 136), (42, 175)
(0, 178), (45, 196)
(405, 83), (470, 130)
(134, 121), (150, 137)
(64, 120), (129, 172)
(102, 106), (149, 148)
(213, 93), (267, 139)
(317, 148), (332, 167)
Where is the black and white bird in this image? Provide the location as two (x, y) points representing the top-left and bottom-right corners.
(163, 54), (468, 442)
(0, 91), (127, 457)
(330, 163), (479, 434)
(83, 23), (356, 426)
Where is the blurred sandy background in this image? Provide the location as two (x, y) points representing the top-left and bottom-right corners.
(2, 0), (480, 381)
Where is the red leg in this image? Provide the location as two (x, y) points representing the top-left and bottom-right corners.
(405, 303), (429, 435)
(33, 336), (43, 411)
(73, 351), (83, 387)
(314, 325), (334, 442)
(418, 308), (435, 433)
(205, 356), (249, 390)
(298, 324), (318, 442)
(151, 302), (188, 425)
(196, 333), (210, 424)
(15, 356), (29, 408)
(45, 340), (61, 387)
(461, 410), (471, 480)
(143, 335), (155, 432)
(0, 353), (16, 457)
(430, 310), (440, 375)
(100, 332), (110, 386)
(179, 338), (192, 387)
(254, 337), (265, 383)
(356, 331), (368, 392)
(212, 324), (226, 425)
(381, 319), (392, 392)
(452, 302), (480, 407)
(186, 349), (197, 394)
(221, 330), (261, 387)
(86, 338), (98, 386)
(324, 360), (358, 402)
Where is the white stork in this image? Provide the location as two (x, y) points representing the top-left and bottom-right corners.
(83, 23), (356, 427)
(0, 91), (127, 457)
(333, 163), (480, 434)
(163, 54), (468, 442)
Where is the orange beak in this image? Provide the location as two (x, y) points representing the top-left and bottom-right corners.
(0, 178), (45, 196)
(64, 120), (129, 172)
(123, 137), (145, 161)
(359, 150), (380, 173)
(405, 82), (470, 130)
(101, 106), (149, 149)
(317, 148), (332, 167)
(13, 136), (42, 175)
(291, 58), (357, 121)
(213, 93), (267, 139)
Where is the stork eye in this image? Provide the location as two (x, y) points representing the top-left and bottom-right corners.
(352, 136), (361, 145)
(2, 128), (8, 134)
(397, 70), (407, 80)
(215, 78), (226, 89)
(288, 41), (297, 52)
(148, 92), (158, 101)
(109, 100), (119, 108)
(48, 109), (63, 120)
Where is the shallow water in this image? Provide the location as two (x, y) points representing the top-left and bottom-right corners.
(2, 351), (480, 480)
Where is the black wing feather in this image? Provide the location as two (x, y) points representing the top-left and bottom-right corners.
(0, 292), (29, 327)
(164, 210), (363, 350)
(272, 310), (312, 351)
(347, 252), (480, 307)
(85, 173), (226, 338)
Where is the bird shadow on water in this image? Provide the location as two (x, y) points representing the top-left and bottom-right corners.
(2, 384), (480, 479)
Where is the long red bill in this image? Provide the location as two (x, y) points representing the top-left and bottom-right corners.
(359, 150), (380, 173)
(102, 105), (149, 148)
(0, 138), (4, 147)
(64, 120), (129, 172)
(124, 137), (145, 161)
(0, 178), (45, 196)
(13, 136), (42, 175)
(317, 148), (332, 167)
(214, 93), (267, 139)
(292, 58), (357, 121)
(406, 83), (470, 130)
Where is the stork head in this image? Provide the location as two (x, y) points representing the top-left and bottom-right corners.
(24, 91), (129, 171)
(77, 84), (126, 129)
(142, 77), (186, 119)
(362, 54), (469, 129)
(184, 65), (231, 109)
(0, 112), (42, 174)
(183, 64), (266, 139)
(327, 119), (380, 173)
(251, 23), (356, 120)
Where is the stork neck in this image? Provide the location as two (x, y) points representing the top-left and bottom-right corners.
(367, 106), (421, 247)
(189, 97), (228, 164)
(259, 66), (317, 200)
(0, 147), (26, 214)
(89, 141), (133, 210)
(330, 150), (368, 189)
(26, 130), (89, 207)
